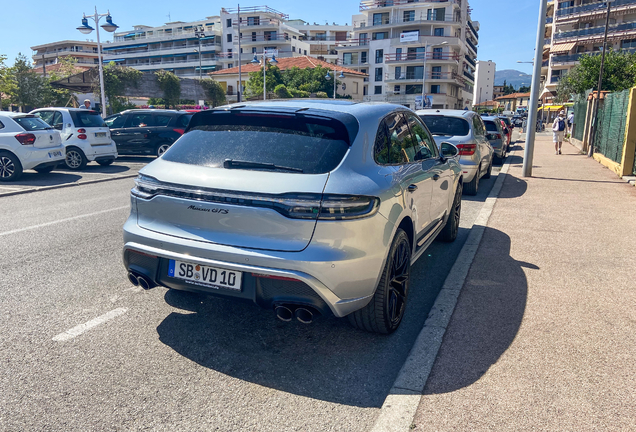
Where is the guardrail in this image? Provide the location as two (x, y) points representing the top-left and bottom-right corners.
(239, 35), (290, 43)
(359, 0), (458, 11)
(554, 21), (636, 40)
(355, 14), (458, 28)
(222, 5), (289, 19)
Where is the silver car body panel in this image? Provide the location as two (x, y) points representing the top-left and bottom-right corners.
(124, 101), (462, 317)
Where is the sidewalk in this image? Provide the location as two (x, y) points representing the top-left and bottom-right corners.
(412, 134), (636, 430)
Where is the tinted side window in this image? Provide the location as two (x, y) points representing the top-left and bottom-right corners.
(130, 113), (154, 127)
(154, 115), (172, 127)
(37, 111), (55, 125)
(405, 112), (437, 160)
(105, 114), (126, 128)
(385, 113), (412, 164)
(374, 120), (390, 164)
(52, 112), (64, 128)
(472, 116), (485, 137)
(0, 120), (4, 129)
(177, 114), (192, 128)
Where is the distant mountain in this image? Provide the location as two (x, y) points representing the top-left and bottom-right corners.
(495, 70), (533, 89)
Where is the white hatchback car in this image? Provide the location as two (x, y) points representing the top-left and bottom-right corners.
(0, 113), (65, 181)
(30, 108), (118, 170)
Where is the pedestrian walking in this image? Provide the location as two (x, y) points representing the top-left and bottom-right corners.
(552, 110), (567, 154)
(567, 111), (574, 134)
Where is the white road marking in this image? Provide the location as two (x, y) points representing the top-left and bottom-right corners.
(371, 146), (516, 432)
(0, 205), (129, 237)
(52, 308), (127, 342)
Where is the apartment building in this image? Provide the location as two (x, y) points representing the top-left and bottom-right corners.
(335, 0), (478, 109)
(542, 0), (636, 103)
(100, 6), (351, 80)
(102, 18), (223, 79)
(473, 60), (496, 105)
(31, 40), (99, 73)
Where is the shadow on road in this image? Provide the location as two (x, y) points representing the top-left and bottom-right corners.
(55, 164), (131, 175)
(3, 171), (82, 187)
(424, 227), (536, 394)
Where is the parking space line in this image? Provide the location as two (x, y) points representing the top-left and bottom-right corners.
(371, 147), (516, 432)
(52, 308), (128, 342)
(0, 205), (129, 237)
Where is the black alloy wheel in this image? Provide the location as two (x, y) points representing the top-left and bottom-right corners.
(439, 182), (462, 242)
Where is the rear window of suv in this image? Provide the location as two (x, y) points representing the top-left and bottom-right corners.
(484, 121), (499, 132)
(162, 111), (352, 174)
(419, 115), (470, 136)
(70, 111), (107, 128)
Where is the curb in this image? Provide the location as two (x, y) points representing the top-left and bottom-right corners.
(371, 147), (515, 432)
(0, 174), (138, 198)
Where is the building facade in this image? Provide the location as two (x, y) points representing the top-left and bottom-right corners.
(495, 92), (531, 112)
(102, 18), (224, 79)
(31, 40), (99, 73)
(541, 0), (636, 103)
(334, 0), (477, 109)
(472, 60), (496, 105)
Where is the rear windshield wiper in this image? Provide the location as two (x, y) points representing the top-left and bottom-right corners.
(223, 159), (304, 173)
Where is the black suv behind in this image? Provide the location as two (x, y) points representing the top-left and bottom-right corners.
(104, 110), (192, 157)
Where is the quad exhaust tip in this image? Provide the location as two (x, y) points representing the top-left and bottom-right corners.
(137, 275), (151, 290)
(127, 272), (139, 287)
(294, 308), (313, 324)
(128, 272), (153, 290)
(275, 305), (293, 322)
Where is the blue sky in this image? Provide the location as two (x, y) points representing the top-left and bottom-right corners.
(1, 0), (539, 74)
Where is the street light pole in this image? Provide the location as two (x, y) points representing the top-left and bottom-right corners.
(251, 52), (277, 100)
(77, 8), (119, 118)
(238, 4), (242, 102)
(325, 68), (345, 99)
(588, 0), (614, 157)
(194, 26), (205, 80)
(522, 0), (547, 178)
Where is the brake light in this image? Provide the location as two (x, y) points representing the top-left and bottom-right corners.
(131, 175), (380, 220)
(15, 133), (36, 145)
(77, 128), (86, 133)
(173, 128), (185, 135)
(78, 134), (87, 140)
(495, 134), (502, 140)
(456, 144), (476, 156)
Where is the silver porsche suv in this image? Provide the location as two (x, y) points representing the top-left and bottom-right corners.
(123, 101), (463, 334)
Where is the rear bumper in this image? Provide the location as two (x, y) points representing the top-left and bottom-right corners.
(18, 146), (65, 170)
(458, 163), (478, 182)
(122, 212), (391, 318)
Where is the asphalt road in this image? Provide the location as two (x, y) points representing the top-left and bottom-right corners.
(0, 139), (513, 431)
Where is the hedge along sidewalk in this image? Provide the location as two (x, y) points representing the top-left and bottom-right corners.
(370, 149), (514, 432)
(0, 173), (138, 198)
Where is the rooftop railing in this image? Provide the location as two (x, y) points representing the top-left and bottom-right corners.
(359, 0), (458, 12)
(222, 5), (289, 19)
(556, 0), (636, 17)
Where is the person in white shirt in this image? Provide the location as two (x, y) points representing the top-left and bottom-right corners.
(567, 111), (574, 133)
(80, 99), (91, 109)
(552, 110), (567, 155)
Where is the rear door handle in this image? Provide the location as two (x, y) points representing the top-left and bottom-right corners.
(407, 184), (418, 192)
(433, 174), (440, 181)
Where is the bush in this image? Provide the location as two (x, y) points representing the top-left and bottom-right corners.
(274, 84), (292, 99)
(289, 88), (310, 98)
(315, 91), (328, 98)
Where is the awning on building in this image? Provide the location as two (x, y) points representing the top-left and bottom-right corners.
(538, 104), (563, 112)
(551, 42), (576, 53)
(103, 43), (148, 51)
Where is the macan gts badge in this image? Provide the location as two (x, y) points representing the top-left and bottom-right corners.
(123, 101), (463, 334)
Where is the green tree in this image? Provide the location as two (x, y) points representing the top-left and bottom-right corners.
(42, 56), (81, 107)
(556, 50), (636, 103)
(518, 85), (530, 93)
(155, 70), (181, 108)
(100, 62), (143, 114)
(274, 83), (292, 98)
(200, 78), (227, 107)
(245, 64), (283, 97)
(9, 53), (46, 111)
(0, 54), (15, 110)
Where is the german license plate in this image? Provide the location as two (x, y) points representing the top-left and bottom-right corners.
(95, 132), (107, 138)
(48, 150), (62, 158)
(168, 259), (242, 291)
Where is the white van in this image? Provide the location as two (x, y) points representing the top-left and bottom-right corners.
(30, 108), (118, 170)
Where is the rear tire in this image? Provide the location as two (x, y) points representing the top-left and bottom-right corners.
(348, 229), (411, 334)
(438, 182), (462, 242)
(483, 159), (493, 179)
(65, 147), (88, 170)
(34, 166), (55, 174)
(464, 165), (480, 195)
(0, 152), (23, 182)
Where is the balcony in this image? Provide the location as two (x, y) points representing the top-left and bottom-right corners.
(466, 38), (477, 54)
(464, 55), (475, 67)
(335, 38), (371, 48)
(554, 21), (636, 41)
(238, 34), (290, 45)
(463, 70), (474, 81)
(222, 6), (289, 19)
(550, 76), (561, 84)
(385, 52), (459, 63)
(467, 20), (479, 40)
(544, 38), (551, 46)
(355, 13), (460, 29)
(542, 59), (549, 67)
(386, 71), (463, 84)
(389, 35), (462, 47)
(103, 43), (220, 59)
(556, 0), (636, 18)
(546, 17), (553, 24)
(232, 18), (282, 28)
(359, 0), (459, 12)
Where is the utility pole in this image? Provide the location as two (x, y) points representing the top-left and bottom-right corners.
(588, 0), (614, 157)
(238, 4), (242, 102)
(522, 0), (548, 178)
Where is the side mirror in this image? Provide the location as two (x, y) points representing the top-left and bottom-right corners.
(440, 142), (458, 159)
(54, 124), (63, 130)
